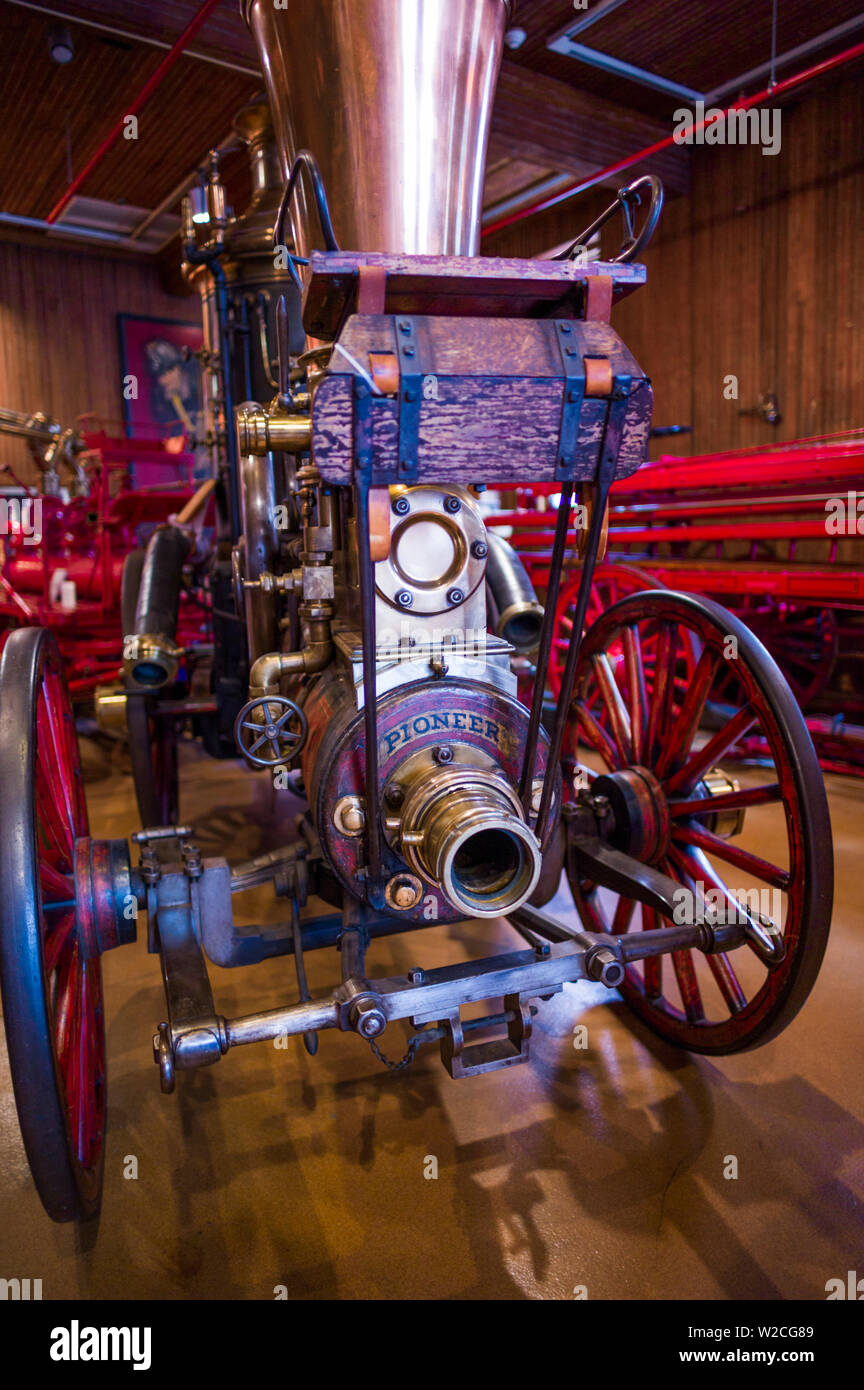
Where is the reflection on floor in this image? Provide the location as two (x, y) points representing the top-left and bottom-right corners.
(0, 731), (861, 1300)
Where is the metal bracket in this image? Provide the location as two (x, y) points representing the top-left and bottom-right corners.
(439, 994), (534, 1077)
(554, 321), (587, 481)
(395, 315), (425, 480)
(150, 862), (225, 1091)
(352, 377), (374, 474)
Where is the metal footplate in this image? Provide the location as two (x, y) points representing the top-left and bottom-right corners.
(436, 996), (535, 1077)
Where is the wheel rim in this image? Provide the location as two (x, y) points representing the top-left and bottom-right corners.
(549, 563), (669, 697)
(0, 628), (106, 1219)
(564, 591), (833, 1053)
(711, 601), (838, 711)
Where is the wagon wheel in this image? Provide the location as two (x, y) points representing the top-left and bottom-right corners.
(122, 548), (180, 828)
(0, 628), (106, 1220)
(711, 601), (838, 712)
(550, 562), (693, 698)
(564, 591), (832, 1053)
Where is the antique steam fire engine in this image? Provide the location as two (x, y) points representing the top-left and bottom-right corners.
(0, 0), (832, 1223)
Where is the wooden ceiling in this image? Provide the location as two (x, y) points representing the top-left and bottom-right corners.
(0, 0), (861, 251)
(509, 0), (864, 118)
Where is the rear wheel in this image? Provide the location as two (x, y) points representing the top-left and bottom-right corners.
(564, 591), (833, 1053)
(550, 562), (668, 696)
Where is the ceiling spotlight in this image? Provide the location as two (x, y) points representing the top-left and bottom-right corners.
(49, 24), (75, 64)
(504, 27), (527, 50)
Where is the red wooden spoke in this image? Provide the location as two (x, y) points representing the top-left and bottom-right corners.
(644, 622), (673, 766)
(671, 946), (705, 1023)
(661, 621), (687, 726)
(43, 670), (87, 834)
(646, 854), (706, 1023)
(35, 758), (75, 869)
(678, 842), (786, 966)
(44, 911), (76, 974)
(663, 704), (758, 796)
(622, 626), (646, 765)
(611, 893), (636, 934)
(56, 939), (78, 1076)
(573, 700), (621, 769)
(37, 700), (77, 845)
(705, 951), (747, 1014)
(569, 876), (608, 936)
(40, 676), (81, 829)
(641, 905), (662, 999)
(672, 822), (791, 890)
(654, 644), (718, 780)
(591, 653), (632, 764)
(40, 860), (74, 902)
(666, 848), (747, 1015)
(668, 783), (782, 818)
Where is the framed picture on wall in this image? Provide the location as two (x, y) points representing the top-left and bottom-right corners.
(117, 314), (204, 443)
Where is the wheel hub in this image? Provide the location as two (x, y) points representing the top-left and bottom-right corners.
(591, 766), (670, 864)
(73, 838), (137, 959)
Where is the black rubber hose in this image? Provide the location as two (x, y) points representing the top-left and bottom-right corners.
(134, 526), (191, 642)
(121, 548), (145, 637)
(485, 531), (544, 654)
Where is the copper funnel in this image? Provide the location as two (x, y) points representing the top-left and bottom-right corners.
(243, 0), (510, 256)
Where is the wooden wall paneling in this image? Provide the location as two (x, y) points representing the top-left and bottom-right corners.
(611, 193), (692, 455)
(0, 240), (196, 473)
(484, 68), (864, 459)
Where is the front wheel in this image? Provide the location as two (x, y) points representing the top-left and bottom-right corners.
(0, 629), (106, 1219)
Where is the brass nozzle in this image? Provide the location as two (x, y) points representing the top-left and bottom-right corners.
(398, 766), (542, 920)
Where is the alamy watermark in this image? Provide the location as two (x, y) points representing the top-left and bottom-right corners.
(672, 881), (781, 930)
(0, 496), (42, 546)
(825, 491), (864, 535)
(377, 621), (490, 671)
(673, 102), (781, 157)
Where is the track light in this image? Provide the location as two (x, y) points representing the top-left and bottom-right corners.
(49, 25), (75, 65)
(504, 27), (527, 50)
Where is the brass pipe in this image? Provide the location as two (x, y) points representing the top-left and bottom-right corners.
(236, 405), (311, 457)
(174, 476), (217, 526)
(249, 624), (332, 694)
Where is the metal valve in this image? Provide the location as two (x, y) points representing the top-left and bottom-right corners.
(234, 695), (308, 767)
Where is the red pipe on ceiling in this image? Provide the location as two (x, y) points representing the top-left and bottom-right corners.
(482, 36), (864, 239)
(45, 0), (222, 225)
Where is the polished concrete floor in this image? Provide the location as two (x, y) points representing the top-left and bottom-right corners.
(1, 729), (862, 1301)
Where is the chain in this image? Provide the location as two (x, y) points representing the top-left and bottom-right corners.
(368, 1031), (426, 1072)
